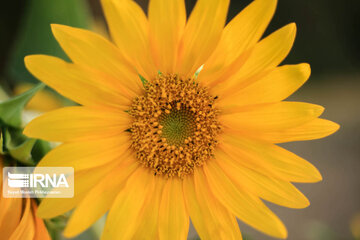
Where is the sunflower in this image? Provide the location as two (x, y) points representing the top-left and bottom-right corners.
(0, 158), (50, 240)
(23, 0), (339, 239)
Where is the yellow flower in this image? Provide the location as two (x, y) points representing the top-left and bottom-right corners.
(351, 213), (360, 239)
(14, 83), (63, 112)
(23, 0), (339, 239)
(0, 158), (51, 240)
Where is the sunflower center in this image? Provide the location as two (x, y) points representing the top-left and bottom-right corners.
(129, 74), (221, 178)
(158, 106), (195, 146)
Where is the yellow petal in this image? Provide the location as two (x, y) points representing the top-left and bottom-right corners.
(220, 135), (322, 183)
(51, 24), (142, 95)
(204, 161), (287, 239)
(218, 23), (297, 97)
(24, 55), (131, 109)
(149, 0), (186, 73)
(220, 102), (324, 131)
(24, 106), (131, 142)
(0, 196), (22, 239)
(176, 0), (230, 77)
(183, 173), (242, 239)
(132, 177), (166, 239)
(9, 198), (35, 240)
(202, 0), (277, 77)
(158, 178), (189, 240)
(218, 63), (311, 107)
(32, 200), (51, 240)
(250, 118), (340, 143)
(216, 149), (309, 209)
(64, 159), (138, 237)
(101, 0), (156, 79)
(102, 168), (156, 240)
(36, 136), (131, 171)
(37, 162), (117, 219)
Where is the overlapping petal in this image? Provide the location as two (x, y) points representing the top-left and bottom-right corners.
(184, 172), (242, 239)
(251, 118), (340, 143)
(215, 149), (309, 208)
(24, 106), (131, 142)
(8, 198), (35, 240)
(218, 63), (311, 108)
(102, 167), (156, 239)
(37, 162), (117, 219)
(51, 24), (142, 95)
(158, 178), (189, 239)
(176, 0), (230, 77)
(204, 161), (287, 239)
(220, 102), (324, 131)
(149, 0), (186, 73)
(36, 136), (131, 171)
(101, 0), (156, 79)
(200, 0), (277, 84)
(132, 178), (165, 239)
(25, 55), (131, 109)
(64, 158), (138, 237)
(213, 23), (297, 97)
(0, 193), (23, 239)
(220, 134), (322, 183)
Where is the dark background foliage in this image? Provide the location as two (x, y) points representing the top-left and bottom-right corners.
(1, 0), (359, 84)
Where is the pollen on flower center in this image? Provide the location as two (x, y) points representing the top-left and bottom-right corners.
(129, 74), (221, 178)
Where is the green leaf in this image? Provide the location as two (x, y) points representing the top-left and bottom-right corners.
(0, 127), (12, 154)
(194, 64), (204, 79)
(0, 86), (9, 101)
(0, 83), (45, 128)
(8, 138), (37, 165)
(0, 128), (4, 154)
(6, 0), (91, 84)
(31, 139), (52, 163)
(139, 74), (148, 86)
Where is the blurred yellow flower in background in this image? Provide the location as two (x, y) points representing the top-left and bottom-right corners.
(0, 158), (50, 240)
(23, 0), (339, 239)
(351, 213), (360, 240)
(14, 83), (63, 113)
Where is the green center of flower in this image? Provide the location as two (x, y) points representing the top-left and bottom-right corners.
(158, 106), (196, 146)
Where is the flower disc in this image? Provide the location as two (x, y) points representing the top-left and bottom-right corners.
(130, 74), (221, 178)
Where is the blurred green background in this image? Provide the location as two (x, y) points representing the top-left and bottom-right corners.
(0, 0), (359, 239)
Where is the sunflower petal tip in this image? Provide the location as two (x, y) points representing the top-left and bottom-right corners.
(23, 119), (39, 138)
(24, 55), (33, 65)
(289, 22), (297, 29)
(309, 164), (323, 182)
(62, 225), (77, 238)
(317, 105), (325, 116)
(275, 224), (288, 239)
(22, 124), (31, 136)
(50, 23), (61, 29)
(300, 62), (311, 76)
(50, 23), (62, 34)
(326, 120), (340, 136)
(333, 122), (341, 131)
(280, 225), (288, 239)
(24, 54), (43, 68)
(316, 173), (323, 182)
